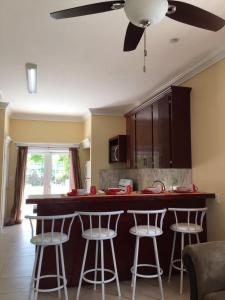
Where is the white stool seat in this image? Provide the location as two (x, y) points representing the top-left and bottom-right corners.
(130, 225), (162, 237)
(31, 232), (68, 245)
(170, 223), (203, 233)
(83, 228), (116, 240)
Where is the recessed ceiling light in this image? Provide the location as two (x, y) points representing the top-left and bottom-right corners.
(170, 37), (180, 44)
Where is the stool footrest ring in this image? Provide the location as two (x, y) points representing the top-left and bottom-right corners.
(131, 264), (163, 279)
(83, 268), (116, 284)
(171, 259), (186, 272)
(34, 274), (65, 293)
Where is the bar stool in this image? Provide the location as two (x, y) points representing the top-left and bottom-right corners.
(168, 207), (207, 294)
(76, 210), (124, 300)
(128, 209), (167, 300)
(25, 212), (78, 300)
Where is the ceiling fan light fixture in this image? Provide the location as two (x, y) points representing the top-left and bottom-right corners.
(124, 0), (168, 28)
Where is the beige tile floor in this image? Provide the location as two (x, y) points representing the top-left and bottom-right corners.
(0, 220), (190, 300)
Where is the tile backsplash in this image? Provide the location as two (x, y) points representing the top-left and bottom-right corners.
(99, 168), (192, 191)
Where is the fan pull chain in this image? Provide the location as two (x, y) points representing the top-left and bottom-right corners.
(143, 29), (147, 73)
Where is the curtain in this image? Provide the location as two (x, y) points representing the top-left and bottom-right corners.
(69, 148), (82, 189)
(7, 146), (28, 226)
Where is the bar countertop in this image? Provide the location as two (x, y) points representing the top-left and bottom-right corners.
(26, 191), (215, 205)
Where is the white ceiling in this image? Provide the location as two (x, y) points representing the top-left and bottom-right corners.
(1, 0), (225, 120)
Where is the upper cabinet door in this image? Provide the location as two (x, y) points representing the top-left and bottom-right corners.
(126, 115), (136, 168)
(152, 95), (171, 168)
(170, 87), (192, 168)
(125, 86), (192, 169)
(135, 104), (153, 168)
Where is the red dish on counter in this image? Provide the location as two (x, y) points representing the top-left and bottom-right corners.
(107, 188), (121, 193)
(141, 190), (163, 194)
(105, 190), (126, 195)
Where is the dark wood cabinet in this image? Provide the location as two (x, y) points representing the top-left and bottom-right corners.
(109, 135), (127, 163)
(136, 104), (153, 168)
(126, 115), (136, 168)
(152, 94), (171, 168)
(125, 86), (192, 169)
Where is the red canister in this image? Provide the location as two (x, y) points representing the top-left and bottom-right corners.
(90, 185), (97, 195)
(126, 185), (132, 194)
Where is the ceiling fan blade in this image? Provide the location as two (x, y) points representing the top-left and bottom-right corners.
(50, 1), (125, 19)
(167, 1), (225, 32)
(124, 23), (145, 52)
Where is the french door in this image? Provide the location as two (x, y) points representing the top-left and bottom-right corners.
(24, 149), (70, 196)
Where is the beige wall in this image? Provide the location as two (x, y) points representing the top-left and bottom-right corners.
(84, 116), (91, 139)
(10, 119), (84, 144)
(182, 57), (225, 241)
(6, 119), (85, 221)
(91, 115), (126, 188)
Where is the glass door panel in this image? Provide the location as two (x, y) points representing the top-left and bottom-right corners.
(25, 154), (45, 195)
(51, 153), (70, 194)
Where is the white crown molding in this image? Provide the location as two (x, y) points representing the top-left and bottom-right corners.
(82, 110), (92, 121)
(0, 91), (4, 100)
(6, 45), (225, 121)
(92, 45), (225, 116)
(0, 102), (9, 110)
(127, 45), (225, 113)
(90, 110), (125, 117)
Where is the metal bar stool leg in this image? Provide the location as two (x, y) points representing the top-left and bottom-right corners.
(131, 235), (139, 288)
(180, 232), (185, 295)
(59, 244), (68, 300)
(132, 237), (140, 300)
(110, 238), (121, 297)
(189, 233), (192, 245)
(100, 240), (105, 300)
(94, 240), (99, 291)
(196, 233), (200, 244)
(29, 245), (40, 300)
(55, 245), (61, 298)
(34, 246), (44, 300)
(76, 240), (89, 300)
(153, 237), (164, 300)
(168, 232), (176, 282)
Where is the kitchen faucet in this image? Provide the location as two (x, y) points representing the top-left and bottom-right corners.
(152, 180), (166, 192)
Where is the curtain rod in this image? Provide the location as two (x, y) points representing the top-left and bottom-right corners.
(15, 142), (79, 148)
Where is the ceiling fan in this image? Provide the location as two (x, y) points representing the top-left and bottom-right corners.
(50, 0), (225, 52)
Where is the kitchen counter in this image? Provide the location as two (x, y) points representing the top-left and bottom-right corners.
(26, 191), (215, 288)
(27, 191), (215, 204)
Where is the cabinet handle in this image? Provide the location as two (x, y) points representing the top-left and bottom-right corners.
(114, 145), (119, 162)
